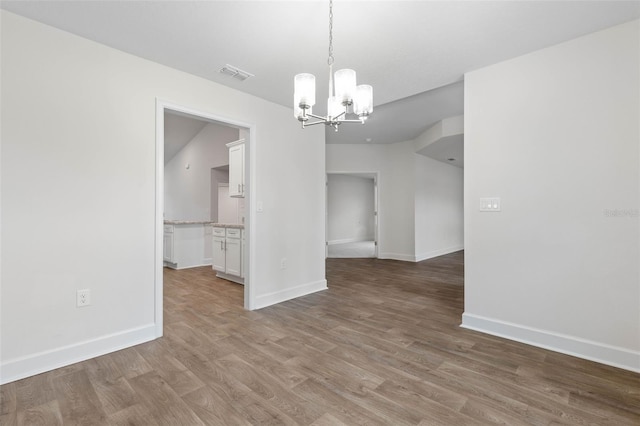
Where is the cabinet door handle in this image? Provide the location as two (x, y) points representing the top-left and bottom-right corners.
(220, 241), (224, 251)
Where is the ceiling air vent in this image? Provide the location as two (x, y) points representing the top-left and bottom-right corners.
(219, 64), (254, 82)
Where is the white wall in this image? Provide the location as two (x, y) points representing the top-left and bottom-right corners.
(386, 142), (417, 261)
(327, 140), (463, 262)
(327, 143), (415, 260)
(217, 184), (244, 225)
(164, 122), (238, 221)
(414, 154), (464, 260)
(327, 174), (375, 244)
(210, 168), (229, 222)
(463, 20), (640, 371)
(0, 11), (326, 384)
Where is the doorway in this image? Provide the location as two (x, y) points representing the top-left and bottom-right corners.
(326, 172), (379, 259)
(155, 99), (254, 337)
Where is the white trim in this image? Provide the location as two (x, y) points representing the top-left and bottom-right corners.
(378, 252), (415, 262)
(0, 324), (156, 385)
(165, 260), (213, 270)
(155, 99), (257, 316)
(415, 245), (464, 262)
(155, 100), (165, 337)
(215, 271), (244, 285)
(226, 138), (245, 148)
(379, 246), (464, 263)
(461, 313), (640, 373)
(327, 238), (373, 245)
(246, 124), (257, 310)
(253, 280), (328, 310)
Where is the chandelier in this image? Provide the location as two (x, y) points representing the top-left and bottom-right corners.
(293, 0), (373, 131)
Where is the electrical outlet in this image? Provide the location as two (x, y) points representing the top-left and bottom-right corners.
(76, 289), (91, 307)
(280, 258), (287, 269)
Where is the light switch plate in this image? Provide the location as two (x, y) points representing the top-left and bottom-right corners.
(480, 197), (501, 212)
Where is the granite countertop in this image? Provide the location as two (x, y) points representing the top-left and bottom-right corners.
(211, 223), (244, 229)
(164, 220), (215, 225)
(164, 220), (244, 229)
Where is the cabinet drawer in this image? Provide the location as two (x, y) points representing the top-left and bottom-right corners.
(163, 225), (174, 233)
(212, 227), (226, 237)
(226, 228), (241, 239)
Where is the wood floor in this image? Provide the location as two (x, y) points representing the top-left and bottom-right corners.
(2, 252), (639, 425)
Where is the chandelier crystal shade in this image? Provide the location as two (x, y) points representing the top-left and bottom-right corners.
(294, 0), (373, 131)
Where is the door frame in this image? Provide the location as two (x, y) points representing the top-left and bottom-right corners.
(325, 171), (380, 259)
(155, 99), (255, 337)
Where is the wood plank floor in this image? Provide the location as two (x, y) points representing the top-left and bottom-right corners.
(2, 251), (639, 425)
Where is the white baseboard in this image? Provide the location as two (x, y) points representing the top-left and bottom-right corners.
(253, 279), (328, 310)
(327, 238), (371, 245)
(175, 261), (212, 270)
(378, 252), (415, 262)
(216, 271), (244, 285)
(461, 313), (640, 373)
(379, 246), (463, 263)
(164, 260), (212, 270)
(415, 245), (464, 262)
(0, 324), (157, 385)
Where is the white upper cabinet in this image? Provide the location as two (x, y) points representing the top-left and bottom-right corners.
(227, 139), (245, 198)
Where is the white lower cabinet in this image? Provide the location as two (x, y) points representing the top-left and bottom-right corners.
(212, 226), (244, 284)
(163, 225), (174, 263)
(163, 223), (213, 269)
(225, 230), (242, 276)
(212, 228), (226, 272)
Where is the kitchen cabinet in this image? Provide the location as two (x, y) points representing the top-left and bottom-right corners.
(227, 139), (245, 198)
(212, 226), (244, 284)
(163, 225), (174, 263)
(225, 229), (242, 276)
(163, 222), (213, 269)
(212, 227), (226, 272)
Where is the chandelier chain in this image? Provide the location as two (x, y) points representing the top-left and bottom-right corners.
(328, 0), (334, 66)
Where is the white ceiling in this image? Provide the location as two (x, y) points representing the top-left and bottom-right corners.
(164, 112), (207, 163)
(164, 111), (241, 164)
(3, 0), (639, 150)
(417, 134), (464, 168)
